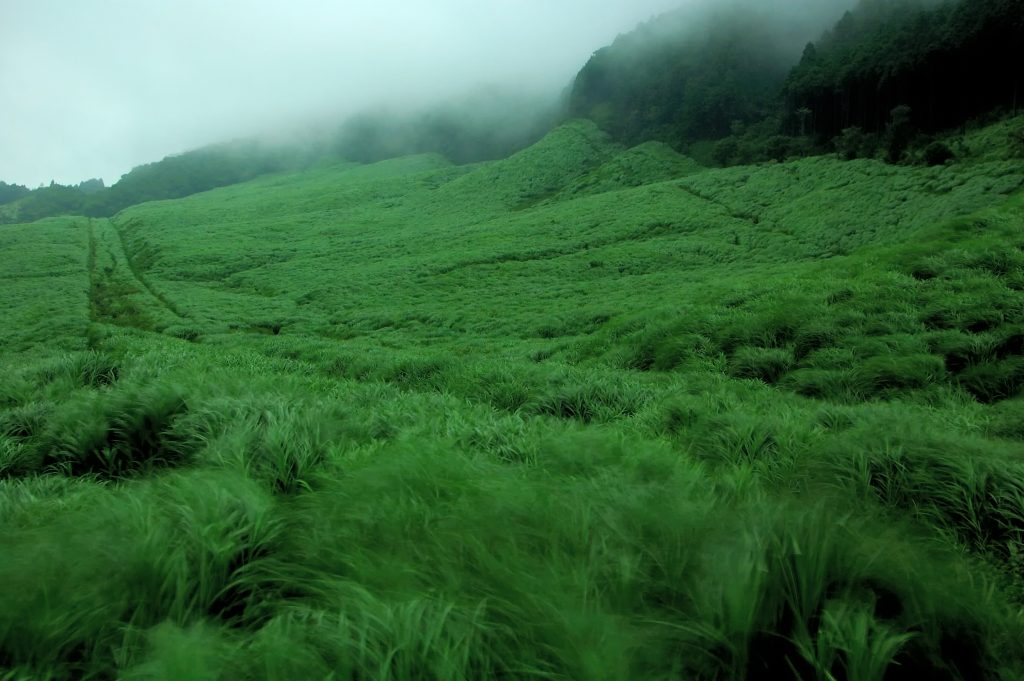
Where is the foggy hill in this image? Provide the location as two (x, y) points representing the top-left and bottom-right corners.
(4, 0), (1022, 225)
(331, 87), (565, 165)
(568, 0), (856, 149)
(0, 87), (565, 226)
(570, 0), (1024, 164)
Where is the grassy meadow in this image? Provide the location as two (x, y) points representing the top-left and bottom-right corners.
(2, 118), (1024, 680)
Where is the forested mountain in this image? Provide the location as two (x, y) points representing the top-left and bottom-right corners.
(568, 0), (853, 151)
(785, 0), (1023, 141)
(570, 0), (1023, 164)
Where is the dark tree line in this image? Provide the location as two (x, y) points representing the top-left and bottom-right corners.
(784, 0), (1024, 142)
(0, 181), (30, 206)
(1, 141), (316, 224)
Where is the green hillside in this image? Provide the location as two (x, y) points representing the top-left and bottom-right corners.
(2, 119), (1024, 679)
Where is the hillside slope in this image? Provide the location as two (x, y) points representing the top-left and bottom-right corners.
(2, 120), (1024, 680)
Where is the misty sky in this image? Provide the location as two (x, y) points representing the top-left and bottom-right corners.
(1, 0), (692, 187)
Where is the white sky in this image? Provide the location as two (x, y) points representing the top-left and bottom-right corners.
(0, 0), (688, 186)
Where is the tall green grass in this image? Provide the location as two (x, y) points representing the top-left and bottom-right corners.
(1, 118), (1023, 679)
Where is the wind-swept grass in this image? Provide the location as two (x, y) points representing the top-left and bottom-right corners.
(1, 118), (1023, 679)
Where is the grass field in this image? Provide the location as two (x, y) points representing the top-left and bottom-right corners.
(2, 118), (1024, 680)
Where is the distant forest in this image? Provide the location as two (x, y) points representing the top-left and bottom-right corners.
(3, 0), (1021, 225)
(0, 141), (314, 224)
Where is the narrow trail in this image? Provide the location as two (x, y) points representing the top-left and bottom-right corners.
(676, 182), (769, 229)
(86, 218), (186, 331)
(86, 218), (99, 328)
(111, 218), (188, 318)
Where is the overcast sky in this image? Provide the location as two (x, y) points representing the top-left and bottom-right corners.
(0, 0), (691, 187)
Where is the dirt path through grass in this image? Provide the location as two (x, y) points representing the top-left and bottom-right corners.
(87, 218), (185, 332)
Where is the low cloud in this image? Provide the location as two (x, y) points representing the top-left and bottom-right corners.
(0, 0), (686, 186)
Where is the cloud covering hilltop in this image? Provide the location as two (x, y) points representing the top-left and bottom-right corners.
(0, 0), (684, 186)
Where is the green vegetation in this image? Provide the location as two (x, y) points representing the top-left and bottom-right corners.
(2, 117), (1023, 678)
(0, 217), (90, 353)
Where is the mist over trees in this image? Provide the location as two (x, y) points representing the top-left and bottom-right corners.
(75, 179), (105, 194)
(331, 87), (565, 164)
(569, 0), (855, 151)
(0, 86), (567, 225)
(570, 0), (1023, 165)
